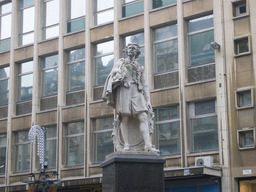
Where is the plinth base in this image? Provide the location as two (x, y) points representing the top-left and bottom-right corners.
(101, 152), (165, 192)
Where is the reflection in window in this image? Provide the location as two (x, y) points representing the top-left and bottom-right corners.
(17, 61), (33, 102)
(123, 33), (145, 66)
(42, 0), (59, 40)
(14, 130), (30, 172)
(189, 100), (218, 152)
(0, 2), (12, 52)
(19, 0), (35, 46)
(93, 116), (114, 163)
(67, 0), (86, 33)
(237, 89), (252, 108)
(94, 0), (114, 25)
(0, 134), (6, 174)
(238, 129), (254, 149)
(234, 37), (249, 55)
(45, 126), (57, 169)
(154, 106), (180, 156)
(65, 122), (84, 166)
(122, 0), (144, 18)
(41, 55), (58, 97)
(154, 24), (178, 89)
(0, 67), (9, 106)
(94, 41), (114, 87)
(153, 0), (177, 9)
(67, 48), (85, 92)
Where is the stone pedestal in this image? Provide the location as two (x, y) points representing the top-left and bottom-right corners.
(101, 152), (165, 192)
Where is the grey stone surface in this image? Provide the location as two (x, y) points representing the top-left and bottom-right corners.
(101, 153), (165, 192)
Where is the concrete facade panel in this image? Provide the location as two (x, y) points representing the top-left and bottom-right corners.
(61, 168), (84, 178)
(183, 0), (213, 18)
(91, 24), (114, 43)
(165, 157), (181, 168)
(236, 70), (254, 88)
(14, 46), (34, 62)
(150, 6), (177, 27)
(12, 115), (31, 131)
(237, 109), (255, 128)
(36, 111), (57, 126)
(234, 17), (250, 37)
(151, 88), (179, 107)
(0, 120), (7, 133)
(89, 166), (102, 176)
(0, 52), (10, 66)
(62, 106), (85, 123)
(64, 31), (85, 50)
(38, 39), (59, 56)
(89, 102), (114, 118)
(119, 16), (144, 35)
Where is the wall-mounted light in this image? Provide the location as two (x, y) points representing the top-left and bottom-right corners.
(210, 42), (221, 52)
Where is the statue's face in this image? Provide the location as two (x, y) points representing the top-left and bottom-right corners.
(126, 45), (137, 57)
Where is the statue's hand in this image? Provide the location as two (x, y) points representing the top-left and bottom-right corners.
(146, 101), (152, 111)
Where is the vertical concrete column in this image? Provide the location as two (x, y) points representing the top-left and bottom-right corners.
(144, 0), (153, 89)
(114, 0), (121, 61)
(6, 0), (18, 187)
(57, 0), (66, 177)
(85, 0), (93, 177)
(177, 0), (187, 167)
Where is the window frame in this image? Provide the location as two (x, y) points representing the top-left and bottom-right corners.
(18, 0), (35, 46)
(93, 0), (114, 26)
(0, 2), (12, 52)
(122, 0), (144, 18)
(0, 134), (6, 175)
(0, 66), (10, 107)
(232, 0), (248, 18)
(237, 128), (256, 150)
(234, 35), (251, 57)
(152, 0), (177, 9)
(235, 87), (254, 109)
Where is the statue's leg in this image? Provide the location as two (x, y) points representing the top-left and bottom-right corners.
(138, 112), (152, 150)
(120, 115), (130, 151)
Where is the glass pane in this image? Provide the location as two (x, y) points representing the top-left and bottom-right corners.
(240, 180), (256, 192)
(188, 15), (214, 33)
(66, 135), (84, 166)
(46, 126), (57, 138)
(21, 7), (35, 33)
(195, 100), (215, 116)
(69, 0), (86, 19)
(158, 121), (180, 155)
(125, 33), (144, 46)
(67, 17), (85, 33)
(67, 61), (85, 91)
(67, 122), (84, 135)
(0, 148), (5, 174)
(69, 47), (85, 62)
(191, 116), (218, 152)
(42, 55), (58, 69)
(153, 0), (177, 9)
(199, 184), (219, 192)
(94, 117), (114, 131)
(95, 9), (114, 25)
(96, 0), (114, 11)
(95, 54), (114, 86)
(238, 90), (252, 107)
(124, 0), (137, 3)
(18, 74), (33, 101)
(15, 130), (29, 143)
(43, 25), (59, 40)
(0, 67), (10, 78)
(0, 79), (9, 105)
(96, 41), (114, 55)
(19, 61), (33, 74)
(155, 39), (178, 73)
(172, 186), (198, 192)
(19, 32), (34, 46)
(155, 25), (177, 41)
(44, 0), (59, 27)
(46, 139), (56, 168)
(1, 14), (11, 39)
(189, 30), (215, 66)
(0, 135), (6, 146)
(0, 38), (10, 52)
(240, 131), (254, 148)
(93, 131), (114, 162)
(15, 144), (30, 172)
(122, 0), (144, 18)
(154, 71), (179, 89)
(19, 0), (35, 8)
(42, 68), (58, 96)
(188, 63), (216, 83)
(157, 106), (179, 121)
(1, 3), (12, 14)
(238, 39), (249, 54)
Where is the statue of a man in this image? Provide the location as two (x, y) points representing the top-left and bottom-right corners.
(102, 43), (158, 153)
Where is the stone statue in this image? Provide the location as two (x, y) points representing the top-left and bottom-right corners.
(102, 43), (158, 153)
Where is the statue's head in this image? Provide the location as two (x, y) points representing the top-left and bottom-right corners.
(125, 43), (141, 59)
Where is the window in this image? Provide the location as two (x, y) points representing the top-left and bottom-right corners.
(42, 0), (59, 40)
(153, 24), (178, 89)
(232, 0), (247, 17)
(93, 116), (114, 163)
(19, 0), (35, 46)
(67, 48), (85, 92)
(188, 15), (215, 83)
(17, 61), (33, 102)
(14, 130), (31, 172)
(0, 66), (9, 106)
(236, 88), (253, 109)
(154, 106), (180, 156)
(65, 122), (84, 166)
(122, 0), (144, 18)
(0, 2), (12, 52)
(189, 99), (218, 152)
(45, 126), (57, 169)
(123, 33), (145, 66)
(67, 0), (86, 33)
(238, 128), (255, 149)
(0, 134), (6, 174)
(94, 0), (114, 26)
(234, 36), (250, 56)
(41, 55), (58, 97)
(240, 179), (256, 192)
(153, 0), (177, 9)
(93, 41), (114, 100)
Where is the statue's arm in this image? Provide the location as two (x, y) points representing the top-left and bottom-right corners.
(141, 68), (152, 110)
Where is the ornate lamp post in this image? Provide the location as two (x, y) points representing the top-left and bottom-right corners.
(24, 125), (60, 192)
